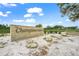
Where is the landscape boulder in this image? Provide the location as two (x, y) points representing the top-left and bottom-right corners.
(26, 41), (38, 48)
(43, 36), (53, 42)
(61, 32), (67, 36)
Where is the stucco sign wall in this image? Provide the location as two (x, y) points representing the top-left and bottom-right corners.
(10, 25), (44, 41)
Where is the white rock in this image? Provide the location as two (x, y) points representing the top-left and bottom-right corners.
(26, 42), (38, 48)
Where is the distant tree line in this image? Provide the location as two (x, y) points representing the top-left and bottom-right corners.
(44, 25), (79, 34)
(0, 24), (79, 34)
(35, 24), (79, 34)
(0, 24), (10, 34)
(35, 24), (42, 28)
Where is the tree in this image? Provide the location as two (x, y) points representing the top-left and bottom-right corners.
(57, 3), (79, 21)
(0, 24), (10, 33)
(53, 25), (64, 29)
(35, 24), (42, 28)
(66, 26), (77, 30)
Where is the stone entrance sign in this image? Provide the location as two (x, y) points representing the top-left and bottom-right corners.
(10, 25), (44, 41)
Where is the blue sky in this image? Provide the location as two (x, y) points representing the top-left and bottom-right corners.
(0, 3), (79, 27)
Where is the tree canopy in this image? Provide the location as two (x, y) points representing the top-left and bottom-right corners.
(0, 24), (10, 33)
(57, 3), (79, 21)
(35, 24), (42, 28)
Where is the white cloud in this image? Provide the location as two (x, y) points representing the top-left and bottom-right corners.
(19, 3), (25, 4)
(13, 20), (24, 22)
(39, 13), (44, 16)
(66, 19), (71, 22)
(25, 18), (36, 23)
(27, 7), (43, 14)
(6, 11), (11, 14)
(1, 3), (17, 7)
(0, 11), (8, 17)
(24, 7), (44, 18)
(9, 3), (16, 6)
(42, 24), (48, 28)
(0, 11), (11, 17)
(27, 7), (44, 16)
(13, 18), (36, 23)
(58, 21), (62, 24)
(24, 14), (32, 17)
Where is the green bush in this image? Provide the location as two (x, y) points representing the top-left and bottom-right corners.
(0, 24), (10, 34)
(0, 34), (4, 37)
